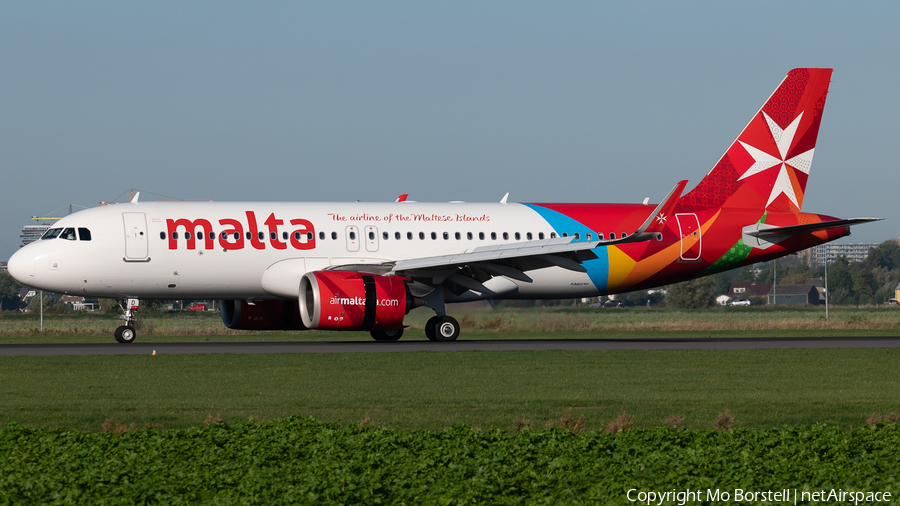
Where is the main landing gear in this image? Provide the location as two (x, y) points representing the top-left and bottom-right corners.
(115, 298), (139, 344)
(370, 328), (403, 341)
(425, 315), (460, 342)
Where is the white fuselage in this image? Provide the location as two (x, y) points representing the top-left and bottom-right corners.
(9, 200), (625, 301)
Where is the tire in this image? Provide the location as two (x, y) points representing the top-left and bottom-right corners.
(115, 325), (137, 344)
(425, 316), (440, 341)
(371, 328), (403, 341)
(432, 316), (460, 342)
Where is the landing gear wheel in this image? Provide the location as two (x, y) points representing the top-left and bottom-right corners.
(425, 317), (440, 341)
(115, 325), (137, 344)
(370, 328), (403, 341)
(433, 316), (460, 342)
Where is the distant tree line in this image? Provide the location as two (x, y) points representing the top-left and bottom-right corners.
(666, 240), (900, 308)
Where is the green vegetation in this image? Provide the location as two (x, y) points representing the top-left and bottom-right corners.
(2, 349), (899, 431)
(2, 305), (899, 343)
(2, 418), (899, 504)
(0, 273), (24, 312)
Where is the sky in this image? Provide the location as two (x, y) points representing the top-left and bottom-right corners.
(2, 1), (897, 262)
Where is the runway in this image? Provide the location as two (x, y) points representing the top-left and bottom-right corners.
(2, 336), (900, 356)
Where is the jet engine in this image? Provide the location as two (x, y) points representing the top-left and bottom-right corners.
(299, 270), (413, 331)
(220, 299), (307, 330)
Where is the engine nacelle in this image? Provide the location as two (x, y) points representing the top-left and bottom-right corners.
(220, 299), (307, 330)
(299, 271), (411, 331)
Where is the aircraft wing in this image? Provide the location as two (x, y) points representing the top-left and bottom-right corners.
(326, 180), (690, 297)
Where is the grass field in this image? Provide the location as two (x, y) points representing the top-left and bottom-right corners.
(2, 348), (899, 432)
(2, 306), (899, 433)
(1, 305), (899, 343)
(3, 307), (900, 502)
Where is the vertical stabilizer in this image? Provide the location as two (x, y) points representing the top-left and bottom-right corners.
(678, 68), (833, 212)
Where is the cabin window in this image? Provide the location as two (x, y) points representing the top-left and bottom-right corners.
(246, 232), (252, 240)
(369, 231), (375, 240)
(160, 232), (166, 240)
(383, 231), (388, 240)
(598, 233), (604, 240)
(503, 232), (509, 240)
(550, 232), (556, 239)
(527, 232), (533, 240)
(562, 232), (568, 237)
(77, 228), (92, 241)
(258, 231), (264, 241)
(479, 232), (485, 240)
(173, 232), (179, 240)
(419, 232), (425, 240)
(349, 231), (356, 240)
(185, 231), (192, 240)
(332, 232), (338, 240)
(443, 232), (449, 240)
(610, 233), (616, 239)
(319, 232), (325, 240)
(42, 228), (62, 240)
(282, 231), (288, 240)
(574, 233), (580, 240)
(431, 232), (437, 240)
(407, 232), (413, 240)
(539, 232), (544, 240)
(656, 233), (663, 241)
(307, 232), (313, 240)
(491, 232), (497, 240)
(294, 232), (301, 240)
(515, 232), (520, 240)
(221, 232), (228, 239)
(395, 232), (401, 240)
(467, 232), (473, 240)
(586, 233), (592, 240)
(455, 232), (461, 240)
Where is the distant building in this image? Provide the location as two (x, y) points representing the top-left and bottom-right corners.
(805, 242), (878, 269)
(768, 284), (820, 305)
(716, 295), (733, 306)
(0, 262), (7, 273)
(728, 283), (773, 298)
(20, 224), (52, 247)
(61, 295), (99, 310)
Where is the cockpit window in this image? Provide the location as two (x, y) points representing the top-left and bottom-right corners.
(61, 228), (77, 241)
(42, 228), (63, 239)
(78, 228), (92, 241)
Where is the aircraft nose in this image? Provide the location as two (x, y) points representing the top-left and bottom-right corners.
(7, 248), (35, 285)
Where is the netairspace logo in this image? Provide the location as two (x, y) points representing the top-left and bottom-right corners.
(626, 488), (892, 505)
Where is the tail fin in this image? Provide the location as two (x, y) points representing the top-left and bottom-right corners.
(678, 68), (833, 212)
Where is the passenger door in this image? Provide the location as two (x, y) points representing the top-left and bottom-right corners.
(123, 212), (149, 261)
(676, 213), (701, 261)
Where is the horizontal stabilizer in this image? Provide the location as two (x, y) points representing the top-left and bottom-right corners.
(745, 217), (882, 238)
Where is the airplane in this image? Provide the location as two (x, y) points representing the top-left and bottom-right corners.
(7, 68), (880, 343)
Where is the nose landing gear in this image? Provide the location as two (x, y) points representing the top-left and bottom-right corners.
(115, 298), (139, 343)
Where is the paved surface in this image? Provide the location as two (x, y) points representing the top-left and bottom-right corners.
(2, 337), (900, 356)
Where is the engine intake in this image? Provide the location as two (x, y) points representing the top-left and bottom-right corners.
(299, 271), (411, 331)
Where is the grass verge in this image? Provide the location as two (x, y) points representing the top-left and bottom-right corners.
(1, 305), (899, 343)
(2, 348), (899, 431)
